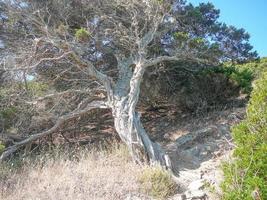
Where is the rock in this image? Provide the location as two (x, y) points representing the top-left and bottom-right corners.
(227, 113), (242, 124)
(175, 127), (217, 148)
(124, 193), (149, 200)
(184, 190), (207, 200)
(166, 114), (239, 200)
(177, 180), (208, 200)
(217, 124), (230, 136)
(188, 180), (205, 191)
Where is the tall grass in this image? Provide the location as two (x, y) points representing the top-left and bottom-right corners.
(0, 142), (177, 200)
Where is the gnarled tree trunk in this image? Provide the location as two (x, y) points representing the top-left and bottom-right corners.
(113, 106), (171, 167)
(109, 62), (172, 169)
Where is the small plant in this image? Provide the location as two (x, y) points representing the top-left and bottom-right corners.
(75, 28), (90, 42)
(173, 31), (189, 41)
(56, 23), (68, 36)
(0, 107), (17, 119)
(138, 166), (177, 199)
(156, 0), (164, 4)
(230, 68), (253, 93)
(0, 142), (5, 154)
(0, 107), (17, 129)
(110, 143), (131, 161)
(27, 81), (49, 96)
(203, 180), (216, 193)
(189, 37), (205, 48)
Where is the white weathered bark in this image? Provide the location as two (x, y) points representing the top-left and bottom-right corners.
(109, 61), (172, 169)
(112, 100), (171, 168)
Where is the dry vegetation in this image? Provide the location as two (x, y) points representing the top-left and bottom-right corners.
(0, 143), (177, 200)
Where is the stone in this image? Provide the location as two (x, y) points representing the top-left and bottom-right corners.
(184, 190), (207, 200)
(188, 180), (205, 191)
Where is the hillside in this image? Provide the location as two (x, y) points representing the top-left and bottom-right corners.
(1, 0), (266, 199)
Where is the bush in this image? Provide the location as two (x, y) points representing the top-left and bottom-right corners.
(138, 166), (177, 199)
(0, 142), (5, 154)
(173, 31), (189, 41)
(236, 57), (267, 79)
(0, 107), (17, 130)
(27, 81), (49, 96)
(202, 65), (254, 94)
(0, 84), (35, 132)
(221, 70), (267, 199)
(75, 28), (90, 42)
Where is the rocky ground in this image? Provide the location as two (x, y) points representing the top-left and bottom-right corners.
(163, 108), (245, 200)
(122, 106), (245, 200)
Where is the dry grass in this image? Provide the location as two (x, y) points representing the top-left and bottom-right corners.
(0, 143), (155, 200)
(138, 166), (177, 199)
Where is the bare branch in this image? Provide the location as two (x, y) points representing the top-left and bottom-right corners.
(0, 100), (108, 161)
(69, 53), (114, 101)
(4, 51), (73, 72)
(25, 89), (94, 105)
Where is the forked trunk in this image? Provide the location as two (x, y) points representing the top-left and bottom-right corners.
(112, 99), (172, 169)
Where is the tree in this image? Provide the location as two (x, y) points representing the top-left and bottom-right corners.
(0, 0), (257, 169)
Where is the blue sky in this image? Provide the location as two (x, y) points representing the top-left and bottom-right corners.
(189, 0), (267, 57)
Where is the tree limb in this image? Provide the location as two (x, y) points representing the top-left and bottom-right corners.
(25, 89), (94, 105)
(4, 51), (73, 72)
(0, 100), (108, 161)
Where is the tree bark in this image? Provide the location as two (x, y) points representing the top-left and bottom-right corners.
(110, 63), (172, 169)
(112, 100), (171, 169)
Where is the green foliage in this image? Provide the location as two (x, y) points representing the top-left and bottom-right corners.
(173, 31), (189, 41)
(0, 107), (17, 129)
(188, 7), (202, 19)
(221, 70), (267, 200)
(138, 166), (177, 199)
(0, 83), (38, 131)
(0, 107), (17, 120)
(75, 28), (90, 42)
(201, 65), (254, 93)
(203, 180), (216, 193)
(0, 87), (10, 100)
(230, 68), (253, 93)
(235, 57), (267, 78)
(0, 81), (48, 98)
(189, 37), (205, 48)
(27, 81), (49, 96)
(0, 142), (5, 154)
(156, 0), (163, 4)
